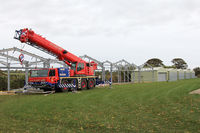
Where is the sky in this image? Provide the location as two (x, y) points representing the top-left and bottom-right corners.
(0, 0), (200, 69)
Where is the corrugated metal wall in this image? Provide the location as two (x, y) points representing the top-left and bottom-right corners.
(185, 71), (191, 79)
(133, 71), (155, 83)
(169, 70), (178, 81)
(192, 72), (196, 78)
(132, 68), (196, 83)
(178, 71), (185, 80)
(158, 72), (167, 82)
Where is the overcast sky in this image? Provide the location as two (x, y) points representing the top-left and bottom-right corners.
(0, 0), (200, 68)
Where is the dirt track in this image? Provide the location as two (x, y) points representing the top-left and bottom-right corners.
(189, 89), (200, 94)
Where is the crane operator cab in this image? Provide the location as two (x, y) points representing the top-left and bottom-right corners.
(70, 61), (97, 77)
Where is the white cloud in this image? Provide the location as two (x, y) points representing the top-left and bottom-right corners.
(0, 0), (200, 68)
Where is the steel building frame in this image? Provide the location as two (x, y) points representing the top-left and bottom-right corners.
(0, 47), (154, 90)
(80, 55), (153, 84)
(0, 47), (67, 91)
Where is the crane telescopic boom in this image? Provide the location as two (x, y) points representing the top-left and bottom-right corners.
(14, 28), (97, 76)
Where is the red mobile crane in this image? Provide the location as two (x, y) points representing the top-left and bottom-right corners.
(14, 28), (97, 91)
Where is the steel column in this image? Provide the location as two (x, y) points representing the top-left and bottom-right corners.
(110, 64), (113, 83)
(7, 63), (10, 91)
(102, 66), (105, 82)
(132, 71), (135, 83)
(138, 67), (141, 83)
(123, 71), (126, 82)
(118, 67), (120, 83)
(152, 68), (155, 82)
(25, 62), (29, 85)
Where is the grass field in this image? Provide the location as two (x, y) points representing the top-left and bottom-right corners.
(0, 79), (200, 133)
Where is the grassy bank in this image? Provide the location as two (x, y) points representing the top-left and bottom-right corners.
(0, 79), (200, 132)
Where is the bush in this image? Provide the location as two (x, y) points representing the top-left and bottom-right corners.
(0, 74), (25, 90)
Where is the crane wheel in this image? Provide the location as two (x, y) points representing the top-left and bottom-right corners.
(81, 79), (87, 90)
(88, 79), (94, 89)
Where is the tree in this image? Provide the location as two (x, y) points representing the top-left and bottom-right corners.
(171, 58), (188, 69)
(145, 58), (164, 67)
(193, 67), (200, 77)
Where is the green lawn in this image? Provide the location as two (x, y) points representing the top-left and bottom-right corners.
(0, 79), (200, 133)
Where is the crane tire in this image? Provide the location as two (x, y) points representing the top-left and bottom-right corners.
(87, 79), (94, 89)
(81, 79), (87, 90)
